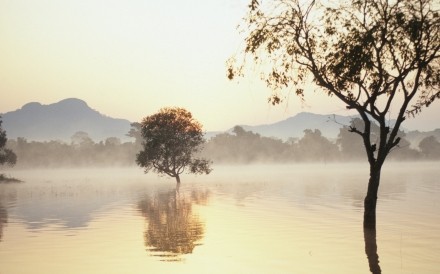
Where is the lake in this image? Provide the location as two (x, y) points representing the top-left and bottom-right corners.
(0, 163), (439, 273)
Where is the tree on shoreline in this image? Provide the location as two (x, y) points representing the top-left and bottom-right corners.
(228, 0), (440, 228)
(0, 117), (16, 168)
(136, 107), (212, 184)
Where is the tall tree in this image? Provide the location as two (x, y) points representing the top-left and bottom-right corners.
(127, 122), (143, 149)
(228, 0), (440, 228)
(0, 117), (16, 167)
(136, 107), (212, 184)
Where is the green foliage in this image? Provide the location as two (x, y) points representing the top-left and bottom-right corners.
(126, 122), (143, 149)
(419, 135), (440, 159)
(203, 125), (424, 163)
(0, 117), (16, 167)
(3, 125), (433, 167)
(203, 126), (293, 163)
(336, 118), (417, 160)
(136, 107), (212, 182)
(297, 129), (339, 161)
(6, 136), (139, 168)
(229, 0), (440, 167)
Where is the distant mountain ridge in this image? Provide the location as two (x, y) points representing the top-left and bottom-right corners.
(236, 112), (356, 140)
(1, 98), (132, 142)
(229, 113), (438, 148)
(1, 98), (438, 145)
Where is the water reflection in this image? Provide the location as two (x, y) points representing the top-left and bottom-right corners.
(0, 203), (6, 241)
(9, 184), (131, 230)
(364, 228), (382, 274)
(138, 188), (209, 261)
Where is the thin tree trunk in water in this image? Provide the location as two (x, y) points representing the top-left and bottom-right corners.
(364, 227), (381, 274)
(364, 165), (381, 229)
(175, 174), (181, 185)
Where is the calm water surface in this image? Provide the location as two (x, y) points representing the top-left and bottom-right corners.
(0, 163), (439, 273)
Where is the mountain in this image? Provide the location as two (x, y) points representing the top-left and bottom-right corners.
(2, 98), (437, 144)
(233, 112), (357, 140)
(1, 98), (132, 142)
(228, 112), (439, 147)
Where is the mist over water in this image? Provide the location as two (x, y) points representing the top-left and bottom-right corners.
(0, 163), (439, 273)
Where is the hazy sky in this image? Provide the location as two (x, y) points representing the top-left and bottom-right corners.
(1, 0), (439, 131)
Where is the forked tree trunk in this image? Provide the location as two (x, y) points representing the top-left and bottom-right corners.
(364, 164), (382, 229)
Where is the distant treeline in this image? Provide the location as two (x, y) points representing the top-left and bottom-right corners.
(201, 125), (428, 163)
(5, 120), (440, 168)
(6, 130), (142, 168)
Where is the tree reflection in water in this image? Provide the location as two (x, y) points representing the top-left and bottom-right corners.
(0, 204), (7, 241)
(364, 227), (382, 274)
(138, 188), (209, 261)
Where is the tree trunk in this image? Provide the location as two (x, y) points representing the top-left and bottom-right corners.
(364, 227), (381, 274)
(175, 174), (181, 185)
(364, 165), (382, 229)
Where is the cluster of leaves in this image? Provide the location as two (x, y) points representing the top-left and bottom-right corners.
(136, 107), (212, 181)
(229, 0), (440, 168)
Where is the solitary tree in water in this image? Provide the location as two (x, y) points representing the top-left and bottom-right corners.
(136, 107), (212, 184)
(228, 0), (440, 228)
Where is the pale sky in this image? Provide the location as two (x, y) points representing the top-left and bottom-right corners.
(0, 0), (438, 131)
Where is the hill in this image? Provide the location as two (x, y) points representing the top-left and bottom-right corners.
(228, 112), (439, 148)
(234, 112), (357, 140)
(2, 98), (438, 146)
(1, 98), (132, 142)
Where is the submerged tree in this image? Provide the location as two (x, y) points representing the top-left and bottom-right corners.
(0, 117), (16, 167)
(136, 107), (212, 184)
(229, 0), (440, 228)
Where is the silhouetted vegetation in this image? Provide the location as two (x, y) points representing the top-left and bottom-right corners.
(203, 126), (293, 163)
(4, 123), (440, 169)
(6, 134), (139, 168)
(419, 136), (440, 160)
(229, 0), (440, 229)
(202, 125), (425, 164)
(0, 116), (16, 167)
(136, 107), (212, 184)
(1, 116), (18, 183)
(364, 227), (381, 274)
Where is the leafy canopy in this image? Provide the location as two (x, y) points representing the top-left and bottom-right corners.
(136, 107), (212, 182)
(229, 0), (440, 165)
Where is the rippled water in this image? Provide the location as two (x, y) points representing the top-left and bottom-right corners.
(0, 163), (439, 273)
